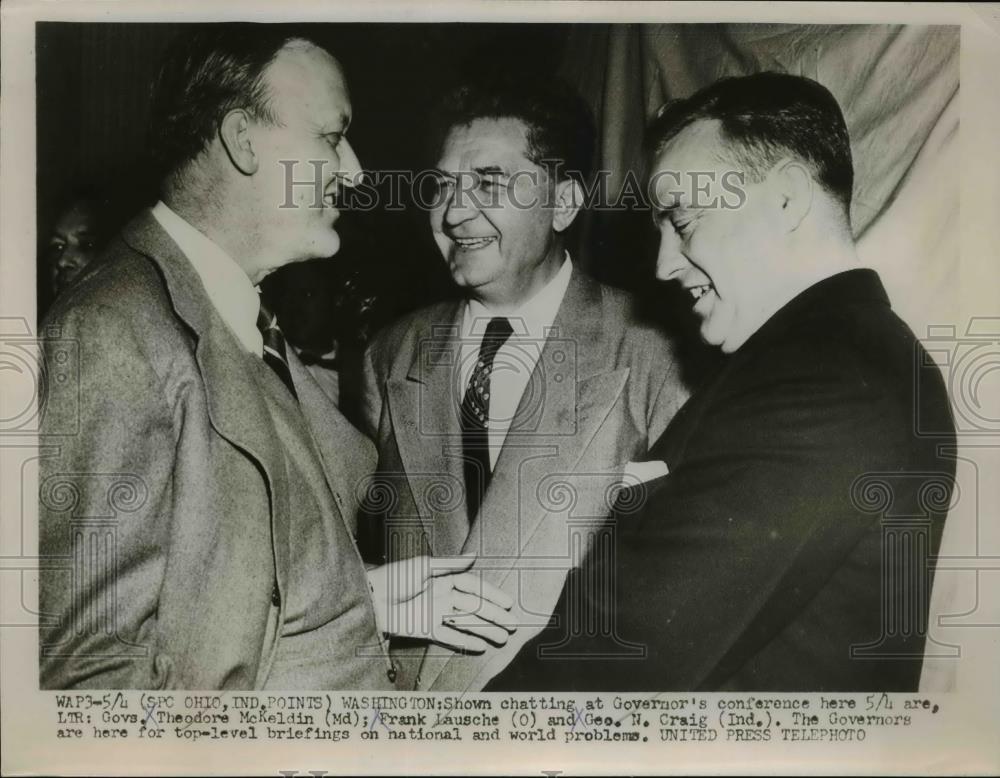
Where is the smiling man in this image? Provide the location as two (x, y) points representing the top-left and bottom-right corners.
(360, 77), (688, 691)
(489, 72), (956, 692)
(38, 26), (513, 690)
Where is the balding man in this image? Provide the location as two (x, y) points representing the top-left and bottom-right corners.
(39, 25), (511, 690)
(490, 73), (955, 691)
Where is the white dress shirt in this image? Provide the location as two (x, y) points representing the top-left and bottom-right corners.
(154, 204), (396, 640)
(151, 201), (262, 356)
(458, 255), (574, 468)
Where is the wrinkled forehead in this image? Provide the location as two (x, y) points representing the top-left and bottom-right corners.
(653, 119), (734, 176)
(264, 41), (351, 126)
(650, 119), (739, 207)
(436, 117), (538, 174)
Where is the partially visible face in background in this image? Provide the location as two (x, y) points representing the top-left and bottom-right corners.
(46, 200), (103, 297)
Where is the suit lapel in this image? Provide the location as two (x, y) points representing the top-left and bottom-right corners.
(464, 270), (623, 562)
(288, 350), (376, 535)
(385, 303), (468, 553)
(121, 211), (292, 605)
(420, 270), (631, 690)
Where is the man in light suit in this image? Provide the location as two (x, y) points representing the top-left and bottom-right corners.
(39, 26), (512, 690)
(360, 77), (689, 691)
(489, 73), (956, 691)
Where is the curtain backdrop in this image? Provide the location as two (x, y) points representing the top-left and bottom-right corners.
(558, 23), (959, 342)
(558, 24), (965, 693)
(35, 23), (971, 692)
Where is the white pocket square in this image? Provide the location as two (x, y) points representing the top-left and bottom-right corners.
(623, 460), (669, 484)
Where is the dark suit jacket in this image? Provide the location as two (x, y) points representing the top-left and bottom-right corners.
(38, 210), (393, 690)
(488, 269), (956, 692)
(360, 267), (689, 690)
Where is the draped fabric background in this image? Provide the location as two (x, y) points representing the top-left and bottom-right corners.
(35, 23), (973, 692)
(36, 23), (959, 343)
(557, 23), (959, 346)
(557, 24), (966, 693)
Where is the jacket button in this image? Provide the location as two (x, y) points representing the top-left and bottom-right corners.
(387, 666), (397, 683)
(271, 582), (281, 607)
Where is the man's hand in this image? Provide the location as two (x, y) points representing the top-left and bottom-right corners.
(367, 554), (516, 653)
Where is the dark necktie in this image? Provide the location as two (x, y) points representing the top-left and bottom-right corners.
(460, 316), (513, 522)
(256, 301), (298, 400)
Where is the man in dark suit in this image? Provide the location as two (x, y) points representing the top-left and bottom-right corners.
(38, 26), (512, 690)
(360, 77), (689, 691)
(488, 72), (956, 691)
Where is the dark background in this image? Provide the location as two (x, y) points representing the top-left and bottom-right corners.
(36, 22), (569, 323)
(36, 22), (708, 397)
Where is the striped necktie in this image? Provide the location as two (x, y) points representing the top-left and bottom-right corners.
(459, 316), (513, 523)
(256, 301), (297, 400)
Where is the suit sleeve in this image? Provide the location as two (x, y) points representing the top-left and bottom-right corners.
(39, 303), (176, 689)
(489, 343), (894, 690)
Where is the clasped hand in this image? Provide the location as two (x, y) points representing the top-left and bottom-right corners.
(367, 554), (516, 653)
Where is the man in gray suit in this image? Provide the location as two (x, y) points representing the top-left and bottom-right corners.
(39, 26), (512, 690)
(360, 77), (689, 691)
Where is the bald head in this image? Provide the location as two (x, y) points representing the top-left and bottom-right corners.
(148, 26), (364, 282)
(149, 26), (324, 185)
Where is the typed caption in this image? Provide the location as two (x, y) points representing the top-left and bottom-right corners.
(49, 691), (941, 747)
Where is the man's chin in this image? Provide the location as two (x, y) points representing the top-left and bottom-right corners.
(450, 273), (494, 296)
(447, 256), (499, 290)
(320, 229), (341, 258)
(702, 324), (746, 355)
(303, 230), (341, 261)
(698, 320), (727, 351)
(264, 232), (342, 280)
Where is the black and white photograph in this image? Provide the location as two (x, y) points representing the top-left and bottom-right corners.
(1, 1), (998, 775)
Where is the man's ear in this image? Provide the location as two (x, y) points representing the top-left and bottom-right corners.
(771, 159), (812, 232)
(552, 178), (584, 233)
(218, 108), (258, 176)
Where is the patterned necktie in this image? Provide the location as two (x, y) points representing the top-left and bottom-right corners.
(460, 316), (513, 523)
(256, 301), (298, 400)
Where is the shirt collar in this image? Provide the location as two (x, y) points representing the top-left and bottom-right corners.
(464, 253), (573, 341)
(151, 201), (263, 356)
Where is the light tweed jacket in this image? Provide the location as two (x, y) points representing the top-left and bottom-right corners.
(361, 267), (689, 691)
(39, 210), (391, 690)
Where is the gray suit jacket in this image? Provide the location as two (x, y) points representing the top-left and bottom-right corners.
(38, 210), (392, 690)
(360, 267), (688, 691)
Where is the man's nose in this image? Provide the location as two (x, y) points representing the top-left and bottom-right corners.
(441, 181), (478, 228)
(335, 137), (363, 188)
(655, 228), (689, 281)
(57, 247), (86, 270)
